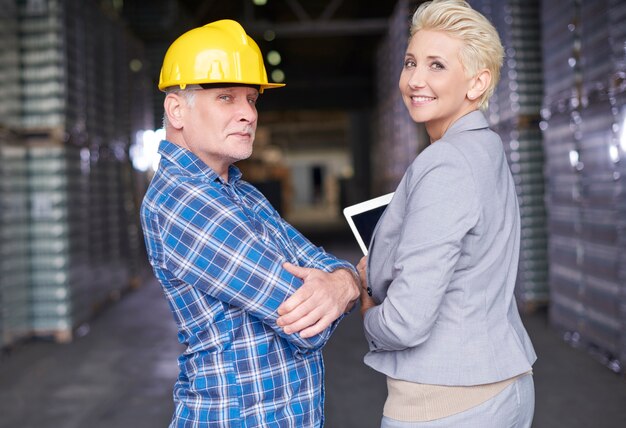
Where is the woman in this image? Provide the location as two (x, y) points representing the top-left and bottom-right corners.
(357, 1), (537, 427)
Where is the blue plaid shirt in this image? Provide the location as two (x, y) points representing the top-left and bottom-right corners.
(140, 140), (355, 427)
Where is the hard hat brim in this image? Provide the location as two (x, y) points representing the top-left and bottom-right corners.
(159, 81), (285, 92)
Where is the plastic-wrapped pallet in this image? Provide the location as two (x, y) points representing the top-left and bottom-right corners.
(470, 0), (549, 310)
(12, 0), (153, 343)
(538, 0), (626, 372)
(541, 103), (587, 340)
(17, 0), (112, 135)
(494, 120), (549, 307)
(27, 143), (91, 342)
(578, 91), (622, 361)
(18, 0), (67, 130)
(608, 0), (626, 74)
(576, 0), (624, 369)
(86, 145), (109, 307)
(490, 0), (544, 123)
(87, 145), (130, 305)
(17, 0), (152, 139)
(104, 145), (131, 293)
(617, 98), (626, 373)
(0, 0), (20, 129)
(0, 139), (31, 347)
(540, 0), (582, 108)
(538, 0), (583, 339)
(579, 0), (613, 93)
(118, 156), (143, 287)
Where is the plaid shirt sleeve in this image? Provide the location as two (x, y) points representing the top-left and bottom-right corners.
(153, 180), (353, 352)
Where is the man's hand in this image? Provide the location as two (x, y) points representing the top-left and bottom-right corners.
(276, 263), (360, 338)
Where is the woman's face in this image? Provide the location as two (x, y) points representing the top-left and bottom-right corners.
(399, 30), (478, 141)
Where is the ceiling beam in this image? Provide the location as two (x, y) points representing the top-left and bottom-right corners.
(319, 0), (344, 21)
(245, 18), (388, 38)
(285, 0), (311, 21)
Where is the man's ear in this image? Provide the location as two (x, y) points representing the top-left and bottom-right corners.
(164, 93), (185, 129)
(467, 69), (491, 102)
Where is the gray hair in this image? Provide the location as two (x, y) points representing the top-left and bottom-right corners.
(162, 87), (197, 129)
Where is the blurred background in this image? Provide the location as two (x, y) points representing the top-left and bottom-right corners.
(0, 0), (626, 427)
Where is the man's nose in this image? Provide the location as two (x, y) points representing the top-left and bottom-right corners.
(238, 99), (257, 122)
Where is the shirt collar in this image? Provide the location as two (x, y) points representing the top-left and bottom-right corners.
(158, 139), (242, 184)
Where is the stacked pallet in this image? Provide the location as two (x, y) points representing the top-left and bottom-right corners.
(615, 0), (626, 368)
(619, 88), (626, 372)
(0, 0), (20, 129)
(0, 137), (31, 347)
(27, 142), (91, 342)
(0, 1), (28, 348)
(471, 0), (549, 310)
(0, 0), (152, 346)
(541, 0), (626, 372)
(87, 145), (132, 307)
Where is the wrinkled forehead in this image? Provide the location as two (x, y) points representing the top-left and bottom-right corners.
(198, 83), (260, 92)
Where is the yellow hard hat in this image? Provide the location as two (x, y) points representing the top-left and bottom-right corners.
(158, 19), (285, 93)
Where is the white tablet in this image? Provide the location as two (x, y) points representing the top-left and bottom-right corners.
(343, 192), (394, 255)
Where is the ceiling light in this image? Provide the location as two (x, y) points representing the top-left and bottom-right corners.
(263, 30), (276, 41)
(267, 50), (281, 66)
(129, 59), (142, 72)
(271, 69), (285, 83)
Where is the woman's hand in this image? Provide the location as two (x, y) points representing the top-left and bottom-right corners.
(356, 256), (369, 293)
(357, 256), (377, 317)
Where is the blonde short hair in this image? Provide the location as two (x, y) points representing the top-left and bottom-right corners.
(410, 0), (503, 109)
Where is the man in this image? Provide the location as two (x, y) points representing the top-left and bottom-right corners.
(140, 19), (360, 427)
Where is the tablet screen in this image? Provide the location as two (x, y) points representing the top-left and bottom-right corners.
(343, 192), (394, 255)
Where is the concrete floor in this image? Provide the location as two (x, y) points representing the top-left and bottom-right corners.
(2, 228), (626, 427)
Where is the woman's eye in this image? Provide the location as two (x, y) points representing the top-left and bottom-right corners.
(430, 61), (444, 70)
(403, 59), (416, 68)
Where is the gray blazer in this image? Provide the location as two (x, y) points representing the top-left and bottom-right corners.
(363, 110), (536, 386)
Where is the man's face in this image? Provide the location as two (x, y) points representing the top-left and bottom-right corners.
(181, 85), (259, 175)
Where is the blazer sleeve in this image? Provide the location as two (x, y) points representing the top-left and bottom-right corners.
(363, 142), (480, 352)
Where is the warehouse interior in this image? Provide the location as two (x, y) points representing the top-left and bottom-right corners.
(1, 0), (626, 426)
